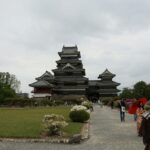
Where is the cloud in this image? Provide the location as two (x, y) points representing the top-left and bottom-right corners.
(0, 0), (150, 94)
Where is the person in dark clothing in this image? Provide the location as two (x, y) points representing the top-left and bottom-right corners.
(119, 99), (126, 122)
(111, 101), (114, 109)
(141, 101), (150, 150)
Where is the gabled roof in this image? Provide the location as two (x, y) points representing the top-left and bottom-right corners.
(29, 80), (54, 88)
(58, 45), (81, 58)
(62, 46), (78, 53)
(54, 76), (88, 82)
(97, 80), (120, 86)
(98, 89), (120, 94)
(56, 59), (81, 64)
(98, 69), (115, 78)
(52, 68), (85, 73)
(62, 63), (76, 70)
(36, 71), (54, 81)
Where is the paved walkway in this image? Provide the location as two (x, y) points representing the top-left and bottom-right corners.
(0, 105), (145, 150)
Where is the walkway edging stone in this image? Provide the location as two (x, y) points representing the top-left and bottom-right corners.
(0, 122), (90, 144)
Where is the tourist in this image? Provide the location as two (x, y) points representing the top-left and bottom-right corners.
(98, 99), (103, 108)
(111, 101), (114, 109)
(119, 99), (126, 122)
(141, 101), (150, 150)
(90, 104), (94, 111)
(133, 98), (138, 121)
(134, 113), (137, 121)
(136, 102), (145, 136)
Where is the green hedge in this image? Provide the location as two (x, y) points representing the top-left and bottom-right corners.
(69, 110), (90, 123)
(0, 96), (90, 107)
(0, 98), (64, 107)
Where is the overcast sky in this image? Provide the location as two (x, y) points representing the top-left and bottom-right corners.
(1, 0), (150, 94)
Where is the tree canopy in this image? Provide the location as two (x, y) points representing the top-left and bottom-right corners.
(119, 81), (150, 100)
(0, 72), (20, 101)
(119, 88), (134, 99)
(133, 81), (147, 99)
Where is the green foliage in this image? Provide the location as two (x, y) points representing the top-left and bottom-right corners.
(119, 81), (150, 100)
(51, 95), (87, 105)
(133, 81), (147, 98)
(0, 72), (20, 102)
(0, 72), (20, 92)
(113, 96), (120, 101)
(69, 110), (90, 123)
(1, 98), (31, 106)
(119, 88), (134, 99)
(144, 105), (150, 111)
(144, 84), (150, 100)
(101, 97), (113, 105)
(0, 107), (83, 138)
(0, 98), (56, 107)
(54, 100), (65, 105)
(0, 83), (16, 102)
(81, 101), (93, 109)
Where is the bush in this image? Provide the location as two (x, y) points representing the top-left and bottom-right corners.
(1, 98), (32, 107)
(51, 95), (88, 105)
(0, 98), (54, 107)
(43, 114), (68, 136)
(69, 105), (90, 123)
(101, 97), (113, 105)
(54, 100), (65, 106)
(81, 101), (93, 109)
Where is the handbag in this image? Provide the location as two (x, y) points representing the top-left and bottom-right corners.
(121, 106), (125, 112)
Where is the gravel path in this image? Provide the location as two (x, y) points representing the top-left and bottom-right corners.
(0, 105), (145, 150)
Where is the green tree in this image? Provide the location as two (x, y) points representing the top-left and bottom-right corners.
(0, 72), (20, 102)
(144, 84), (150, 100)
(0, 72), (20, 92)
(133, 81), (147, 99)
(119, 88), (134, 99)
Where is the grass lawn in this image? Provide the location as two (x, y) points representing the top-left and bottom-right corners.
(0, 106), (83, 138)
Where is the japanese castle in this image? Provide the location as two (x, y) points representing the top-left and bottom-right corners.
(29, 46), (120, 101)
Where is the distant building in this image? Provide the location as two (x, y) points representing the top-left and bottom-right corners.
(29, 71), (54, 99)
(29, 46), (120, 101)
(97, 69), (120, 97)
(87, 69), (120, 101)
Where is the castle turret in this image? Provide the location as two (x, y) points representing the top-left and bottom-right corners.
(29, 71), (54, 98)
(97, 69), (120, 97)
(52, 46), (88, 95)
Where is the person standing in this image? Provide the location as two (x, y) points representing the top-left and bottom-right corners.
(141, 101), (150, 150)
(133, 98), (138, 121)
(111, 101), (114, 109)
(98, 99), (103, 108)
(136, 102), (145, 136)
(119, 99), (126, 122)
(134, 113), (137, 121)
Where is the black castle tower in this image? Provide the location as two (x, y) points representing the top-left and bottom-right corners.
(52, 46), (88, 95)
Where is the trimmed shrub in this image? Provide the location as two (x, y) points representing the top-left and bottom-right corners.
(101, 97), (113, 105)
(81, 101), (93, 109)
(54, 100), (65, 106)
(1, 98), (32, 107)
(0, 98), (54, 107)
(51, 95), (88, 105)
(43, 114), (68, 136)
(69, 105), (90, 123)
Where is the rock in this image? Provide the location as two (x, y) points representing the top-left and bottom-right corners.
(69, 134), (81, 144)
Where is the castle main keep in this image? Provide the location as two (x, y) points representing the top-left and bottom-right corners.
(29, 46), (120, 101)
